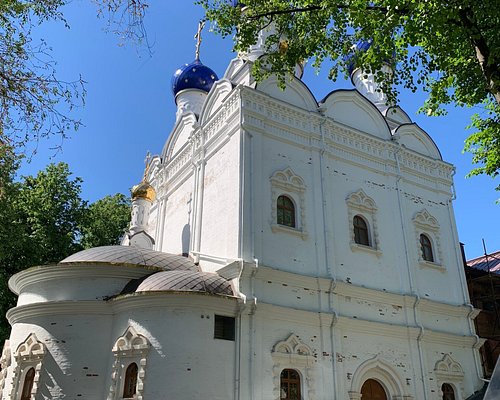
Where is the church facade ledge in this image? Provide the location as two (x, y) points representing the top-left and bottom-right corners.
(418, 259), (446, 272)
(7, 293), (240, 325)
(7, 301), (112, 324)
(240, 89), (454, 191)
(255, 302), (477, 346)
(9, 264), (156, 295)
(349, 242), (382, 256)
(110, 291), (238, 314)
(270, 223), (308, 240)
(240, 265), (474, 319)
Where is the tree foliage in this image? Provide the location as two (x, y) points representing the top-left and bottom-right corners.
(80, 193), (131, 249)
(200, 0), (500, 188)
(0, 152), (131, 341)
(0, 0), (85, 149)
(0, 0), (148, 151)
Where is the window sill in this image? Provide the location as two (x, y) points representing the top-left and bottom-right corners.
(419, 260), (445, 272)
(350, 242), (382, 257)
(271, 224), (308, 240)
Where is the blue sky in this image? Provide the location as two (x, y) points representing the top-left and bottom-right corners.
(19, 1), (499, 259)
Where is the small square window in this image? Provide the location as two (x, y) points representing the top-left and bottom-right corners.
(214, 315), (235, 341)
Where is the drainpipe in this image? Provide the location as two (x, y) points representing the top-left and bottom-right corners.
(248, 259), (258, 400)
(467, 304), (486, 381)
(231, 258), (247, 400)
(317, 109), (339, 396)
(394, 144), (429, 400)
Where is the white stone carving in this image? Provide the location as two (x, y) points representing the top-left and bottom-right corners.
(413, 209), (443, 269)
(270, 168), (308, 239)
(108, 326), (150, 400)
(271, 334), (315, 400)
(0, 340), (11, 398)
(413, 209), (439, 231)
(346, 189), (380, 253)
(10, 334), (46, 400)
(434, 354), (464, 400)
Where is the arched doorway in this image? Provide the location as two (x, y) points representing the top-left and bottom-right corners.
(361, 379), (387, 400)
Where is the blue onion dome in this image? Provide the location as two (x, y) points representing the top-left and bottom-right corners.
(231, 0), (245, 6)
(171, 59), (218, 97)
(344, 39), (373, 76)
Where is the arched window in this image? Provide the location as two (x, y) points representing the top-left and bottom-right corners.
(360, 379), (387, 400)
(442, 383), (455, 400)
(280, 369), (301, 400)
(353, 215), (370, 246)
(277, 195), (296, 228)
(420, 234), (434, 262)
(123, 362), (138, 399)
(20, 368), (35, 400)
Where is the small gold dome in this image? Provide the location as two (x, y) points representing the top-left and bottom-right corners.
(131, 180), (156, 202)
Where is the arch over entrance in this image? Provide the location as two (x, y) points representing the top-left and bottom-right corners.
(348, 355), (412, 400)
(361, 379), (388, 400)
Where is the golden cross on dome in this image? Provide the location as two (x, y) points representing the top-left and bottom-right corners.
(143, 151), (151, 179)
(194, 19), (206, 61)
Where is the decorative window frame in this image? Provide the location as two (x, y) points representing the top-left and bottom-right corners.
(10, 334), (45, 400)
(270, 168), (308, 239)
(434, 354), (464, 400)
(412, 209), (443, 270)
(346, 190), (381, 255)
(108, 326), (150, 400)
(271, 334), (316, 400)
(0, 340), (11, 398)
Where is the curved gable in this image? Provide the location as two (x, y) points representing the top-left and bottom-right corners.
(162, 113), (198, 161)
(255, 74), (317, 111)
(394, 123), (442, 160)
(384, 105), (412, 124)
(320, 90), (391, 140)
(200, 79), (234, 125)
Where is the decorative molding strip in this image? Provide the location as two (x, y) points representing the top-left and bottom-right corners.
(110, 292), (239, 315)
(9, 264), (158, 295)
(7, 301), (112, 324)
(241, 88), (454, 187)
(0, 340), (11, 397)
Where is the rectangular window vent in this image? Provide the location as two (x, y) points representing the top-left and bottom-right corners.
(214, 315), (235, 341)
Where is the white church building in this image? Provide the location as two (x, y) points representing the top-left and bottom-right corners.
(1, 14), (485, 400)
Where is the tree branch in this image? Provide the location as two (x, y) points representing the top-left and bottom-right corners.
(458, 8), (500, 104)
(246, 3), (406, 20)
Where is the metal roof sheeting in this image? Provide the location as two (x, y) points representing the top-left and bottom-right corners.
(60, 246), (198, 271)
(468, 250), (500, 274)
(136, 270), (233, 296)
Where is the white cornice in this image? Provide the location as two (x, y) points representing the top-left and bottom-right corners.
(242, 265), (473, 320)
(110, 291), (239, 314)
(254, 302), (478, 347)
(416, 298), (472, 318)
(9, 264), (158, 294)
(244, 264), (333, 292)
(7, 293), (239, 324)
(240, 88), (454, 191)
(7, 301), (112, 324)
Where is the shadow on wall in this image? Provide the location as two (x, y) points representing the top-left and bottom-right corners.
(182, 224), (191, 257)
